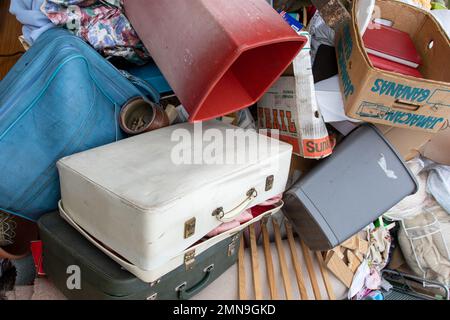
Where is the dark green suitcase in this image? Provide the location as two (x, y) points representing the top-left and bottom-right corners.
(38, 212), (240, 300)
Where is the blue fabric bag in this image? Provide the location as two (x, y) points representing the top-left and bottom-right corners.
(0, 28), (159, 221)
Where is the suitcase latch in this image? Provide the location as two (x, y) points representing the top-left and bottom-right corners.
(228, 234), (240, 256)
(265, 175), (274, 191)
(184, 249), (196, 271)
(184, 217), (196, 239)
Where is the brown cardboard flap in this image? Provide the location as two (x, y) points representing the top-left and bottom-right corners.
(415, 18), (450, 83)
(422, 127), (450, 165)
(375, 124), (433, 161)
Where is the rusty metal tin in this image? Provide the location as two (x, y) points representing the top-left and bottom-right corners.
(119, 97), (169, 135)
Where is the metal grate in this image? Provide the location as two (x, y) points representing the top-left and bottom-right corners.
(384, 290), (426, 301)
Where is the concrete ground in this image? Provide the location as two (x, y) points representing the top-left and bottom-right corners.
(5, 278), (66, 300)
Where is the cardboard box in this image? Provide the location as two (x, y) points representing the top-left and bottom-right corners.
(422, 127), (450, 165)
(375, 124), (433, 161)
(336, 0), (450, 133)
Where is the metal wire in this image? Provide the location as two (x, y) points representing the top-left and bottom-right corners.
(0, 211), (16, 246)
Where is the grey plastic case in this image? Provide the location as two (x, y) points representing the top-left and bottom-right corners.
(283, 124), (418, 250)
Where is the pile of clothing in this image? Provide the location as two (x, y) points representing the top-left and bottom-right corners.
(10, 0), (149, 63)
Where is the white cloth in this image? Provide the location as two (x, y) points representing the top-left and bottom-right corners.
(398, 205), (450, 285)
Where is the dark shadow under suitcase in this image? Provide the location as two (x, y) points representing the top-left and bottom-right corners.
(38, 213), (240, 300)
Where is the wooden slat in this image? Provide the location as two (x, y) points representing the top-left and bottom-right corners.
(272, 219), (293, 300)
(285, 221), (309, 300)
(249, 225), (263, 300)
(238, 234), (247, 300)
(0, 0), (24, 80)
(315, 251), (336, 300)
(261, 222), (278, 300)
(299, 239), (322, 300)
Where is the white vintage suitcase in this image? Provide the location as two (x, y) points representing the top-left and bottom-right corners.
(57, 120), (292, 282)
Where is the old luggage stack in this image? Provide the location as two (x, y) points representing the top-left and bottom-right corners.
(56, 120), (292, 285)
(39, 212), (243, 300)
(2, 0), (449, 303)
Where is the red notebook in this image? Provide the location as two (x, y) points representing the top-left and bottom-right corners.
(368, 54), (423, 78)
(363, 23), (422, 68)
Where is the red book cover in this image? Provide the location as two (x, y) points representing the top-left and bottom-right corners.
(368, 54), (423, 78)
(363, 23), (422, 68)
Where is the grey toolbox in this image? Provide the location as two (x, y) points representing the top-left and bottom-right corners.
(283, 124), (418, 250)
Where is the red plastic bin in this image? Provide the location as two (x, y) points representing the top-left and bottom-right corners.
(124, 0), (307, 122)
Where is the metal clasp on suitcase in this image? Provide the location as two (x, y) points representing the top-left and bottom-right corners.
(227, 234), (240, 257)
(265, 175), (274, 191)
(184, 249), (196, 271)
(184, 217), (196, 239)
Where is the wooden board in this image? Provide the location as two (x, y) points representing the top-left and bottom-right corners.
(341, 236), (358, 250)
(0, 0), (24, 80)
(238, 221), (344, 301)
(325, 251), (354, 288)
(299, 239), (322, 300)
(315, 251), (336, 300)
(238, 234), (247, 300)
(272, 219), (293, 300)
(261, 222), (278, 300)
(249, 224), (263, 300)
(285, 222), (309, 300)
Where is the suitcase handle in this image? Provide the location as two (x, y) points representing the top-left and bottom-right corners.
(177, 264), (215, 300)
(212, 188), (257, 223)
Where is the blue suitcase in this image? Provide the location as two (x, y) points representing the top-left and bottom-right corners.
(125, 63), (172, 95)
(0, 28), (159, 222)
